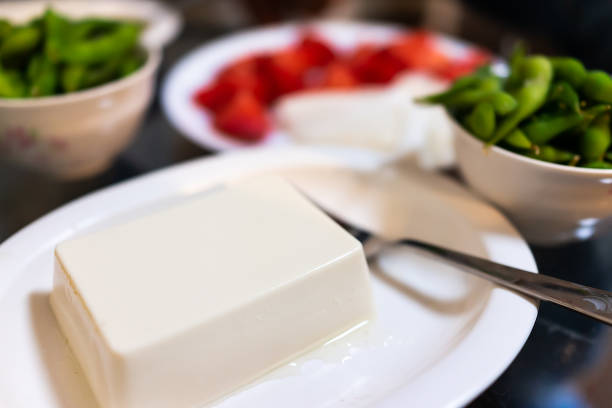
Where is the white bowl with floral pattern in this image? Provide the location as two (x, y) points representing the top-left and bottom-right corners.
(0, 50), (161, 179)
(0, 1), (180, 179)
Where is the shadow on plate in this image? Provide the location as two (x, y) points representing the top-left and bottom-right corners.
(29, 292), (99, 408)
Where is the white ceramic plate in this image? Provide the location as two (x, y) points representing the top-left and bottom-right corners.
(0, 148), (537, 407)
(161, 21), (474, 155)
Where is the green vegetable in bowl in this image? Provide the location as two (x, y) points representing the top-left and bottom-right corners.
(0, 8), (145, 98)
(550, 57), (586, 89)
(465, 101), (495, 140)
(489, 56), (553, 145)
(419, 46), (612, 169)
(503, 128), (533, 150)
(580, 113), (611, 162)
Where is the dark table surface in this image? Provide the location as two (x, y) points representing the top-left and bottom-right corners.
(1, 2), (612, 407)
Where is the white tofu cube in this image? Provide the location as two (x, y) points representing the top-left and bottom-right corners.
(50, 176), (373, 408)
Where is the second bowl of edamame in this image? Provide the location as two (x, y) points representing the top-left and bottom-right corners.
(421, 48), (612, 244)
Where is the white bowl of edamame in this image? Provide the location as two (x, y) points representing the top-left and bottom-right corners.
(453, 118), (612, 245)
(421, 50), (612, 245)
(0, 1), (180, 179)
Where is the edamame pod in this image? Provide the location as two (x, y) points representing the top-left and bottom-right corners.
(119, 52), (145, 77)
(0, 19), (12, 42)
(583, 160), (612, 169)
(61, 23), (141, 65)
(504, 128), (532, 150)
(550, 57), (587, 88)
(581, 70), (612, 104)
(506, 42), (526, 90)
(71, 18), (118, 41)
(547, 81), (580, 113)
(61, 64), (86, 92)
(489, 56), (553, 145)
(465, 101), (495, 140)
(0, 69), (25, 97)
(523, 112), (582, 145)
(527, 145), (578, 164)
(81, 58), (122, 88)
(436, 77), (501, 108)
(575, 104), (612, 133)
(580, 113), (611, 161)
(43, 9), (70, 63)
(0, 26), (41, 61)
(488, 91), (518, 115)
(27, 55), (57, 96)
(417, 66), (495, 104)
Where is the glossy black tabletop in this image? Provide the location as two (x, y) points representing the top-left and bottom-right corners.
(1, 2), (611, 407)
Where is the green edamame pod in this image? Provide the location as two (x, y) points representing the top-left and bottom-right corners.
(575, 104), (612, 133)
(503, 128), (532, 150)
(581, 70), (612, 104)
(0, 26), (41, 61)
(465, 102), (495, 140)
(44, 9), (71, 63)
(61, 64), (86, 93)
(580, 113), (611, 161)
(522, 112), (582, 145)
(488, 91), (518, 115)
(27, 56), (57, 97)
(71, 18), (118, 41)
(550, 57), (587, 88)
(81, 58), (122, 89)
(547, 81), (580, 113)
(0, 69), (25, 98)
(61, 23), (141, 65)
(527, 145), (578, 164)
(0, 19), (12, 42)
(437, 77), (501, 108)
(506, 42), (526, 91)
(417, 66), (494, 104)
(583, 160), (612, 169)
(489, 56), (553, 145)
(119, 52), (145, 77)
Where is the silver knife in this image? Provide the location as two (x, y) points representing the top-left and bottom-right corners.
(321, 206), (612, 326)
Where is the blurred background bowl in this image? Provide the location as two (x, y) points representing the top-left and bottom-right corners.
(0, 0), (180, 179)
(0, 50), (161, 179)
(452, 117), (612, 245)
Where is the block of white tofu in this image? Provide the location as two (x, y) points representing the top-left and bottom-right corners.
(50, 176), (374, 408)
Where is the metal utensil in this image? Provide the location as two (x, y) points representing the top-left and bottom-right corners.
(324, 210), (612, 326)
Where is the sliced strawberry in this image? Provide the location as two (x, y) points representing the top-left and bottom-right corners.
(193, 81), (236, 112)
(350, 46), (405, 84)
(214, 91), (270, 142)
(259, 50), (307, 100)
(296, 32), (335, 66)
(318, 62), (359, 88)
(389, 31), (450, 72)
(219, 56), (273, 103)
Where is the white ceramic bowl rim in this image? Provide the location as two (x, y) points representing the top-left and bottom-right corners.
(452, 113), (612, 175)
(0, 48), (161, 109)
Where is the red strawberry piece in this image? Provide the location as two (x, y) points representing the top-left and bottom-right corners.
(389, 30), (450, 72)
(296, 32), (336, 66)
(193, 81), (237, 113)
(351, 46), (405, 84)
(219, 56), (273, 103)
(259, 50), (307, 100)
(318, 62), (359, 88)
(214, 91), (270, 142)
